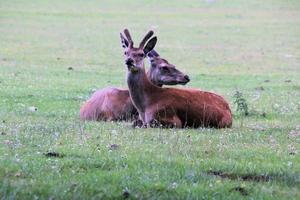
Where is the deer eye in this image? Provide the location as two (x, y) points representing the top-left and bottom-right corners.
(161, 66), (169, 72)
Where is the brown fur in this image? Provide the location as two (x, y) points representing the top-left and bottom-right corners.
(80, 88), (136, 121)
(129, 72), (232, 128)
(121, 29), (232, 128)
(79, 50), (189, 121)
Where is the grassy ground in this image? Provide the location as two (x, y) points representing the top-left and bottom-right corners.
(1, 0), (300, 199)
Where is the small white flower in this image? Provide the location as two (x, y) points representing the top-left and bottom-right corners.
(28, 106), (38, 112)
(91, 88), (97, 93)
(171, 182), (178, 189)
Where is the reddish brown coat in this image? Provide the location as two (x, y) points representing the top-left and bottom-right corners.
(120, 29), (232, 128)
(80, 50), (189, 121)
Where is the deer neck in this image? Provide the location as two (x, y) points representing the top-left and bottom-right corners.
(146, 70), (163, 87)
(127, 64), (158, 113)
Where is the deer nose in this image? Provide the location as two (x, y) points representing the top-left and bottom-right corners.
(184, 75), (190, 82)
(125, 58), (134, 66)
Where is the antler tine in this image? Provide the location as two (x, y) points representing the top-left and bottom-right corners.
(124, 29), (133, 47)
(139, 30), (154, 48)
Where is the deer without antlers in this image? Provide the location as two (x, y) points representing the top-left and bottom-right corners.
(120, 29), (232, 128)
(79, 49), (190, 122)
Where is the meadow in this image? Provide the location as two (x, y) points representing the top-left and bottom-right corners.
(0, 0), (300, 199)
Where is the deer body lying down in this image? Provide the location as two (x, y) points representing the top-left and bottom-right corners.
(80, 50), (190, 121)
(80, 87), (136, 121)
(121, 29), (232, 128)
(128, 75), (232, 128)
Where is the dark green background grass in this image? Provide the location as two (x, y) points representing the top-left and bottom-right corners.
(0, 0), (299, 199)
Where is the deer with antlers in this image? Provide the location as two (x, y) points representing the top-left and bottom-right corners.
(80, 49), (190, 122)
(120, 29), (232, 128)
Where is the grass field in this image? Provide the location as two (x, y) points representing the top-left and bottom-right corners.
(1, 0), (300, 199)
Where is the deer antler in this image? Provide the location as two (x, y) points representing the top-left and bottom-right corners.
(124, 29), (133, 47)
(139, 30), (154, 48)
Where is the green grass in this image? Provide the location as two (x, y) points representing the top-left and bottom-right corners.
(0, 0), (300, 199)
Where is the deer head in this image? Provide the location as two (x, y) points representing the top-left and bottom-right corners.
(120, 29), (189, 86)
(120, 29), (157, 73)
(147, 50), (190, 86)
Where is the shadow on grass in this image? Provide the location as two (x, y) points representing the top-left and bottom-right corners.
(207, 170), (300, 186)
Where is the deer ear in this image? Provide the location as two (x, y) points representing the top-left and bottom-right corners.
(147, 49), (160, 59)
(143, 36), (157, 55)
(120, 33), (129, 49)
